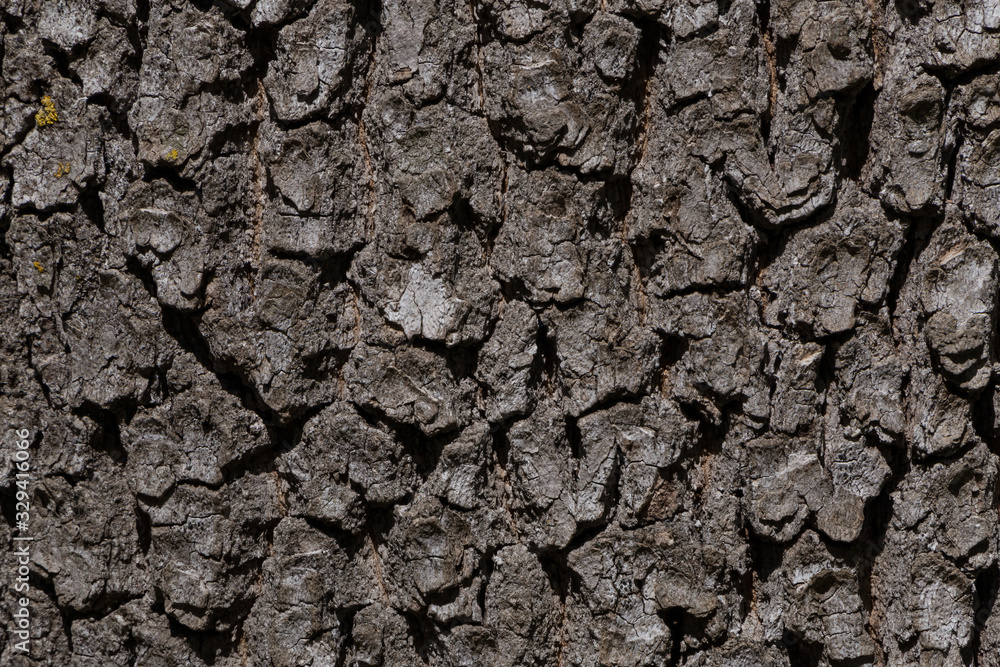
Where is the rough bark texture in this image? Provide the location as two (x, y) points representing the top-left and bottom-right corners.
(2, 0), (1000, 664)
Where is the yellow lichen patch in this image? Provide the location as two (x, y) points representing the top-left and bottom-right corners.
(166, 148), (179, 161)
(35, 95), (58, 128)
(32, 261), (44, 274)
(54, 162), (71, 178)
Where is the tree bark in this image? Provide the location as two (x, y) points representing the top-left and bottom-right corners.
(2, 0), (1000, 664)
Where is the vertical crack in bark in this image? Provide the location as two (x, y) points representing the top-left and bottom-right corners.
(358, 117), (377, 241)
(624, 21), (662, 326)
(369, 531), (393, 604)
(866, 0), (886, 89)
(465, 0), (488, 115)
(491, 148), (510, 263)
(537, 551), (571, 667)
(492, 427), (523, 544)
(555, 592), (568, 667)
(250, 78), (267, 301)
(478, 23), (511, 273)
(358, 14), (381, 241)
(465, 0), (518, 166)
(859, 438), (909, 667)
(238, 629), (249, 667)
(757, 0), (778, 150)
(273, 468), (288, 518)
(633, 23), (662, 168)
